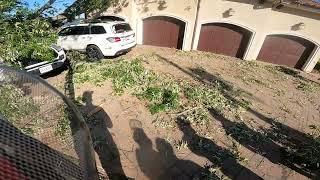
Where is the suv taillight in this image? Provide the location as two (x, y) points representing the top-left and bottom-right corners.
(107, 37), (121, 43)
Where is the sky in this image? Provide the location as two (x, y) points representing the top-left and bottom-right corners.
(24, 0), (75, 13)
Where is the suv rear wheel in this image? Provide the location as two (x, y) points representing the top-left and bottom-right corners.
(86, 45), (104, 60)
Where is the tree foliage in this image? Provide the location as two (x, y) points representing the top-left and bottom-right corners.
(0, 0), (125, 65)
(63, 0), (124, 20)
(0, 0), (57, 65)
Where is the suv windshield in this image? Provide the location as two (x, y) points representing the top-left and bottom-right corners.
(112, 23), (132, 33)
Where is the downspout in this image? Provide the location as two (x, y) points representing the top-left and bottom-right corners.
(191, 0), (201, 50)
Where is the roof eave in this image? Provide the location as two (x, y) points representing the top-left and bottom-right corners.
(274, 0), (320, 13)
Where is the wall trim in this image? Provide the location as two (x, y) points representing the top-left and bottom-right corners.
(265, 31), (320, 46)
(193, 19), (256, 60)
(303, 46), (320, 72)
(137, 13), (189, 50)
(140, 13), (189, 24)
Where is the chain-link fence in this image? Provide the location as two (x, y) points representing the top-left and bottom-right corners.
(0, 65), (99, 179)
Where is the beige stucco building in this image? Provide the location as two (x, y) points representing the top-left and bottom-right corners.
(99, 0), (320, 72)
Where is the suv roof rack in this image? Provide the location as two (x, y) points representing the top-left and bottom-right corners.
(61, 18), (104, 27)
(61, 18), (128, 28)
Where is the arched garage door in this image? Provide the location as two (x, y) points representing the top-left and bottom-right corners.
(143, 16), (185, 49)
(257, 35), (316, 69)
(197, 23), (252, 58)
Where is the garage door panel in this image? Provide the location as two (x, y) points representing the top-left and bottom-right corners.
(262, 37), (281, 51)
(197, 23), (252, 58)
(198, 27), (242, 56)
(257, 35), (315, 69)
(285, 43), (305, 54)
(143, 16), (185, 49)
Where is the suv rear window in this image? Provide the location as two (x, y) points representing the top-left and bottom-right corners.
(112, 23), (132, 33)
(91, 26), (106, 34)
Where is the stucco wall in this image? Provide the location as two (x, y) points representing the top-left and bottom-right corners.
(134, 0), (197, 50)
(104, 0), (320, 72)
(195, 0), (320, 71)
(100, 1), (134, 25)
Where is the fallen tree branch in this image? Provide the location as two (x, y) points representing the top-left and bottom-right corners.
(33, 0), (57, 16)
(174, 106), (203, 117)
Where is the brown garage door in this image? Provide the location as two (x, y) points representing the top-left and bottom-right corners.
(197, 23), (252, 58)
(143, 16), (185, 49)
(257, 35), (315, 69)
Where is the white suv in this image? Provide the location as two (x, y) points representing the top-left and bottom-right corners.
(57, 21), (136, 59)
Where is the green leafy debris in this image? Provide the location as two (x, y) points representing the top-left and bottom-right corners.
(0, 84), (39, 135)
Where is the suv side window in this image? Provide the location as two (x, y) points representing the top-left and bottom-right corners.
(58, 27), (72, 36)
(91, 26), (106, 34)
(72, 26), (89, 35)
(58, 26), (89, 36)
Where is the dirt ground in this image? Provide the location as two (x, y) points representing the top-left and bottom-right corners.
(47, 45), (320, 180)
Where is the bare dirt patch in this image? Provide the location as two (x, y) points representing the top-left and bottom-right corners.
(48, 45), (320, 180)
(128, 46), (320, 132)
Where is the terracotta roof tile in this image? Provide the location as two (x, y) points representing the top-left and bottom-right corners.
(289, 0), (320, 9)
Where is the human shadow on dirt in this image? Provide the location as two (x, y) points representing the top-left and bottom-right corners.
(189, 64), (320, 178)
(176, 120), (262, 180)
(275, 66), (320, 85)
(64, 62), (76, 101)
(64, 60), (127, 179)
(154, 53), (252, 110)
(81, 91), (127, 179)
(209, 109), (320, 178)
(154, 54), (319, 178)
(188, 62), (320, 178)
(188, 65), (320, 178)
(248, 109), (320, 178)
(130, 119), (207, 180)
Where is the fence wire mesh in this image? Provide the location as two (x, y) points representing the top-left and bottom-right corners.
(0, 66), (99, 180)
